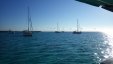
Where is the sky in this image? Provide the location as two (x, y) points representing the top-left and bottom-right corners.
(0, 0), (113, 32)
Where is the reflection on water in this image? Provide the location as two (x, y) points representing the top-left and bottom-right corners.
(96, 32), (113, 63)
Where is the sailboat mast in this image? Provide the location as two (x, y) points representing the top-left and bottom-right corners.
(57, 22), (59, 31)
(28, 6), (30, 31)
(57, 23), (58, 31)
(27, 6), (33, 31)
(77, 19), (79, 32)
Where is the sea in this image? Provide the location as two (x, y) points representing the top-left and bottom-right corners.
(0, 32), (113, 64)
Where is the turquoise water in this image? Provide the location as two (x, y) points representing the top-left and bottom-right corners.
(0, 32), (113, 64)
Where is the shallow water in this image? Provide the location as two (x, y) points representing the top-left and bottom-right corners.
(0, 32), (113, 64)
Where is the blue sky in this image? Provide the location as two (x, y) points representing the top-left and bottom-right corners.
(0, 0), (113, 32)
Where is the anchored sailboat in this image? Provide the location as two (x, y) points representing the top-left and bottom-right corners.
(55, 22), (60, 33)
(23, 7), (33, 36)
(73, 19), (81, 34)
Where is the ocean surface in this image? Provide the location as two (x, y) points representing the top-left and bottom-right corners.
(0, 32), (113, 64)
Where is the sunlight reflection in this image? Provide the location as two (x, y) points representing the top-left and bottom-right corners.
(102, 31), (113, 60)
(102, 30), (113, 37)
(93, 31), (113, 63)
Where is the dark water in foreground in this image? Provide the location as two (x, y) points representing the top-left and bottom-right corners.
(0, 32), (113, 64)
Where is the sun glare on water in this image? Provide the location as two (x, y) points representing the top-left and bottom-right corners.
(103, 31), (113, 36)
(101, 29), (113, 59)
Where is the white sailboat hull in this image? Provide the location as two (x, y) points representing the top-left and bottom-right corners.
(23, 31), (32, 36)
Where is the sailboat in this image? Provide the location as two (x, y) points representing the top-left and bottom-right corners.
(23, 7), (33, 36)
(55, 22), (60, 33)
(73, 19), (81, 34)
